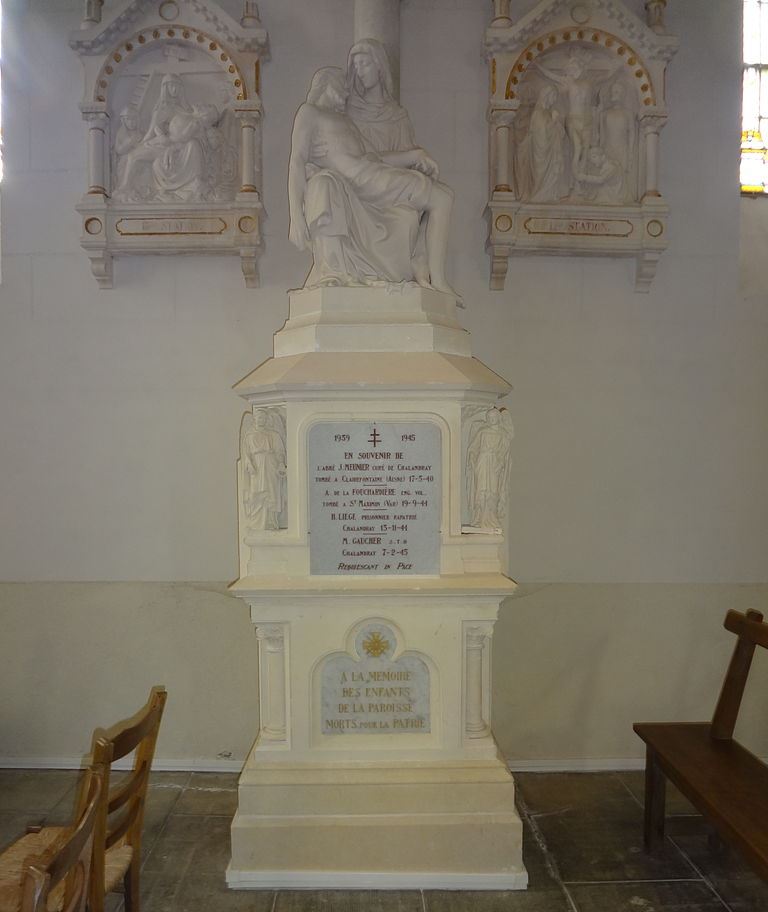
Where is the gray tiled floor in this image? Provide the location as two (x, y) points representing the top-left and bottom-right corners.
(1, 769), (767, 911)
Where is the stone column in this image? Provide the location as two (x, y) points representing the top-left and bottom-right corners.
(491, 110), (515, 193)
(82, 108), (109, 196)
(236, 109), (261, 195)
(81, 0), (103, 28)
(257, 624), (288, 741)
(241, 1), (262, 28)
(491, 0), (513, 27)
(640, 116), (665, 199)
(354, 0), (402, 100)
(645, 0), (667, 34)
(465, 626), (491, 738)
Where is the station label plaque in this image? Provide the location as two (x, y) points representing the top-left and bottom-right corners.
(321, 622), (430, 735)
(308, 421), (440, 575)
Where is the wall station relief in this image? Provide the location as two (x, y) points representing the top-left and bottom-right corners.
(485, 0), (678, 292)
(70, 0), (268, 288)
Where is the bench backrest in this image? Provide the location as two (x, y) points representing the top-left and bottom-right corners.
(711, 609), (766, 741)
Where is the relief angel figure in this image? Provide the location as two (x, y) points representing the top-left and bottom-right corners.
(241, 409), (287, 531)
(466, 408), (514, 531)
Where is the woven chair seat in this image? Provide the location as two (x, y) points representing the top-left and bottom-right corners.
(103, 845), (133, 894)
(0, 828), (67, 912)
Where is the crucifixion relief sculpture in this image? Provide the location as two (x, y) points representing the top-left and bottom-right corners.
(484, 0), (678, 292)
(517, 48), (632, 205)
(288, 47), (457, 297)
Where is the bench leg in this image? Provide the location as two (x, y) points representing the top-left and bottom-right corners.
(644, 746), (666, 852)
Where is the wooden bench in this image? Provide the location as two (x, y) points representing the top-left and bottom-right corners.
(634, 608), (768, 881)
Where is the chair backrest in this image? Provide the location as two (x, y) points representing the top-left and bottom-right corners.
(711, 609), (766, 740)
(86, 686), (167, 911)
(20, 768), (102, 912)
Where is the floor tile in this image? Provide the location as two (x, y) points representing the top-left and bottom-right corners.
(42, 775), (83, 825)
(187, 772), (240, 790)
(275, 892), (421, 912)
(104, 894), (124, 912)
(424, 890), (569, 911)
(140, 870), (188, 912)
(143, 872), (274, 912)
(174, 773), (239, 816)
(141, 784), (187, 862)
(616, 769), (699, 816)
(535, 813), (696, 882)
(568, 880), (727, 910)
(520, 820), (560, 893)
(0, 769), (80, 813)
(0, 812), (46, 852)
(150, 771), (193, 788)
(146, 814), (233, 876)
(668, 816), (768, 912)
(516, 773), (641, 820)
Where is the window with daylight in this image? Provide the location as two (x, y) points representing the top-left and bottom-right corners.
(742, 0), (768, 192)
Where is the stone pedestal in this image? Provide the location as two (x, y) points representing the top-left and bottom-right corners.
(227, 285), (527, 890)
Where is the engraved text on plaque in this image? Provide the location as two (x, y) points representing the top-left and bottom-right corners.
(321, 622), (430, 735)
(308, 421), (441, 575)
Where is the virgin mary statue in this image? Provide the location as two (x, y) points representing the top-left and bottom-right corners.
(346, 39), (416, 153)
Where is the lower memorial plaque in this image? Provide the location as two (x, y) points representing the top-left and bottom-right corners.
(321, 622), (430, 735)
(308, 421), (441, 575)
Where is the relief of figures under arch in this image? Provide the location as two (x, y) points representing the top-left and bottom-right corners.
(512, 47), (640, 206)
(110, 58), (240, 204)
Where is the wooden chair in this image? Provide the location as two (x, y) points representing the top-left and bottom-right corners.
(0, 687), (167, 912)
(634, 609), (768, 881)
(86, 685), (167, 912)
(0, 766), (102, 912)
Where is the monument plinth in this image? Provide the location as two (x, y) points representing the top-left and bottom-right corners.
(227, 287), (526, 890)
(228, 46), (525, 890)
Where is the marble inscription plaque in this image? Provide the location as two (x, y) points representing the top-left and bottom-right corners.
(308, 421), (440, 575)
(322, 623), (430, 735)
(115, 217), (227, 236)
(523, 217), (634, 238)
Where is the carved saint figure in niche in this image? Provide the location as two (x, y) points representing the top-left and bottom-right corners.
(466, 408), (514, 530)
(574, 146), (624, 203)
(288, 66), (457, 295)
(346, 39), (415, 153)
(533, 49), (620, 188)
(113, 73), (236, 202)
(599, 81), (636, 202)
(241, 410), (287, 531)
(526, 84), (567, 202)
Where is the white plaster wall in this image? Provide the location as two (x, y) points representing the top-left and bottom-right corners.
(2, 0), (766, 765)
